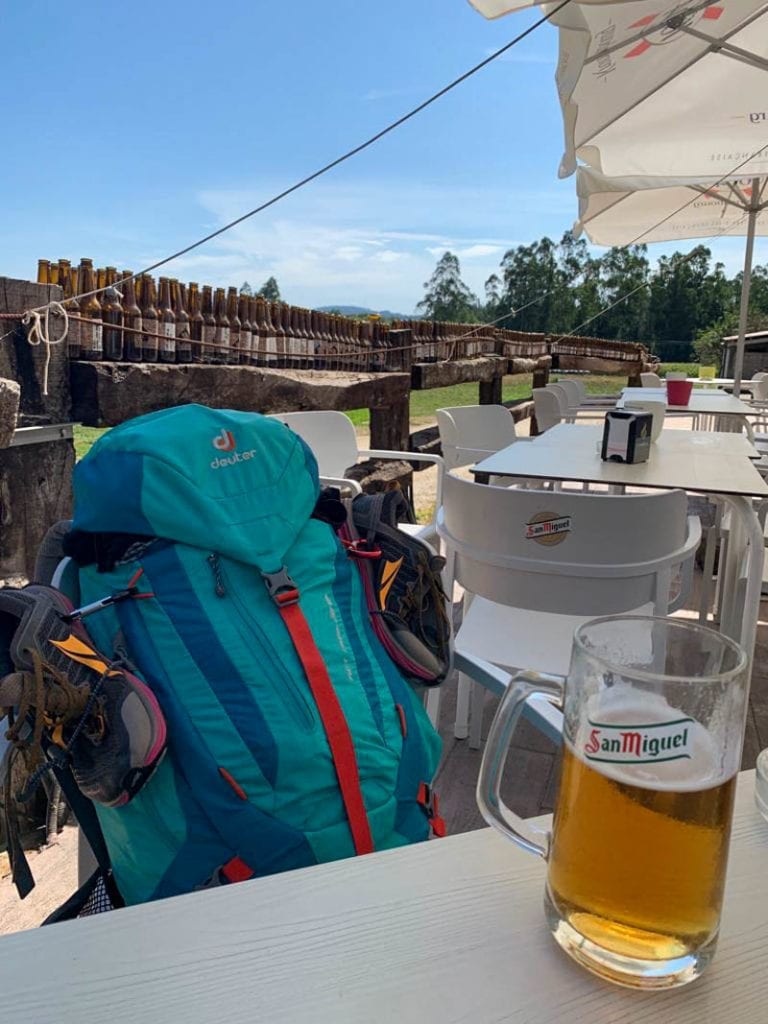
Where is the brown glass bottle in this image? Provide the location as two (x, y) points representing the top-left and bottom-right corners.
(288, 306), (302, 368)
(264, 297), (278, 367)
(156, 277), (176, 363)
(226, 287), (240, 365)
(121, 272), (143, 362)
(248, 298), (262, 366)
(174, 281), (192, 363)
(310, 311), (322, 370)
(238, 294), (252, 365)
(102, 268), (124, 360)
(275, 304), (288, 369)
(201, 286), (216, 362)
(37, 259), (50, 284)
(187, 283), (204, 363)
(78, 259), (103, 360)
(213, 287), (230, 364)
(60, 262), (81, 360)
(140, 275), (159, 362)
(268, 299), (284, 368)
(302, 308), (314, 368)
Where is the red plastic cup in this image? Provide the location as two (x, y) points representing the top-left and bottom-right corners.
(666, 379), (693, 406)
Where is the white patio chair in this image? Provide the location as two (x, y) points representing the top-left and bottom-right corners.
(437, 472), (701, 748)
(268, 410), (444, 544)
(532, 388), (561, 433)
(436, 405), (519, 470)
(555, 378), (614, 413)
(640, 371), (663, 387)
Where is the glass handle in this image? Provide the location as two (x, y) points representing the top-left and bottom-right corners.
(476, 670), (564, 860)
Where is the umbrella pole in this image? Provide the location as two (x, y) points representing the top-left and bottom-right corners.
(732, 178), (761, 394)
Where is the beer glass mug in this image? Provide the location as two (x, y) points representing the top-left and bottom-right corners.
(478, 615), (749, 989)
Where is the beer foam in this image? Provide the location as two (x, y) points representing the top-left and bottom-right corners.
(567, 687), (730, 791)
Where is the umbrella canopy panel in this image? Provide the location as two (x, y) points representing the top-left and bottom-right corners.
(470, 0), (768, 180)
(576, 168), (768, 245)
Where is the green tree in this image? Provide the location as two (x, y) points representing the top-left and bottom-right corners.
(417, 252), (479, 321)
(497, 237), (566, 333)
(596, 245), (650, 341)
(258, 276), (281, 302)
(649, 246), (726, 342)
(240, 281), (253, 296)
(483, 273), (501, 322)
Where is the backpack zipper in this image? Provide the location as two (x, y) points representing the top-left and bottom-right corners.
(216, 559), (315, 731)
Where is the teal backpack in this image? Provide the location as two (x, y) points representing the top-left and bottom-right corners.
(61, 405), (442, 907)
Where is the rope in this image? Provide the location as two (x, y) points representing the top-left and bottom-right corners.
(20, 302), (69, 395)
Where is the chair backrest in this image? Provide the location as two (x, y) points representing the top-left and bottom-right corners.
(753, 378), (768, 402)
(640, 371), (662, 387)
(570, 378), (588, 403)
(267, 410), (359, 477)
(751, 371), (768, 381)
(546, 383), (571, 417)
(438, 472), (690, 617)
(436, 405), (517, 469)
(532, 388), (562, 432)
(556, 379), (582, 408)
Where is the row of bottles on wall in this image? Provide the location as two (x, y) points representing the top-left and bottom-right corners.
(36, 259), (499, 368)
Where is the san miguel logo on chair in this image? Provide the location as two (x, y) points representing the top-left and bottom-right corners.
(525, 511), (572, 546)
(212, 429), (236, 452)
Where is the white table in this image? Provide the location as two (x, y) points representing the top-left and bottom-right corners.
(688, 378), (760, 392)
(620, 387), (756, 417)
(473, 425), (768, 662)
(1, 772), (765, 1023)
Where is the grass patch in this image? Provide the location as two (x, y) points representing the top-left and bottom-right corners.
(73, 425), (108, 461)
(658, 362), (699, 377)
(75, 365), (700, 454)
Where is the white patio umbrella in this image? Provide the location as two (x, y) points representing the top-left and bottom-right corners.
(469, 0), (768, 179)
(469, 0), (768, 388)
(575, 167), (768, 387)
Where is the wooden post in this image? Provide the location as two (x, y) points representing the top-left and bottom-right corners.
(531, 364), (550, 390)
(386, 329), (412, 373)
(370, 395), (409, 452)
(478, 375), (502, 405)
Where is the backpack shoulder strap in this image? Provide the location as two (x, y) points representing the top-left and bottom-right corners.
(262, 568), (374, 857)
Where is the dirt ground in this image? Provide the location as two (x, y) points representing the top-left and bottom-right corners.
(0, 826), (78, 934)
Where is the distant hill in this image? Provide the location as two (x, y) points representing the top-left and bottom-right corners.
(317, 305), (417, 320)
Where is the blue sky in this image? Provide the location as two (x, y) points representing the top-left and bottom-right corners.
(2, 0), (756, 313)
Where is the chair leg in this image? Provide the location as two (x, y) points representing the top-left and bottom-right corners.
(425, 686), (442, 729)
(469, 680), (485, 749)
(454, 671), (471, 740)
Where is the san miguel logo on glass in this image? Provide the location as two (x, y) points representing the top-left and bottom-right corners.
(583, 716), (694, 765)
(591, 3), (724, 81)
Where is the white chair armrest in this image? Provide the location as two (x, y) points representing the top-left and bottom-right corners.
(358, 450), (445, 521)
(319, 475), (363, 496)
(453, 650), (564, 745)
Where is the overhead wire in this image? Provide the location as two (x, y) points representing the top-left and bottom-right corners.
(56, 0), (573, 308)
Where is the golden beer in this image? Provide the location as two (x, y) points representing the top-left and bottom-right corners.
(547, 739), (736, 962)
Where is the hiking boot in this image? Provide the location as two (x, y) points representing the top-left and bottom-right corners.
(0, 585), (166, 807)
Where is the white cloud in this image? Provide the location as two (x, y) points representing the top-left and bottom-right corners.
(133, 178), (574, 311)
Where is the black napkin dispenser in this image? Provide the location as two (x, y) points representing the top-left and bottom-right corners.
(601, 410), (653, 464)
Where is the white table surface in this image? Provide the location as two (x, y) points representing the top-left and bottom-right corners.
(619, 387), (755, 416)
(0, 772), (764, 1024)
(472, 424), (768, 498)
(687, 378), (759, 390)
